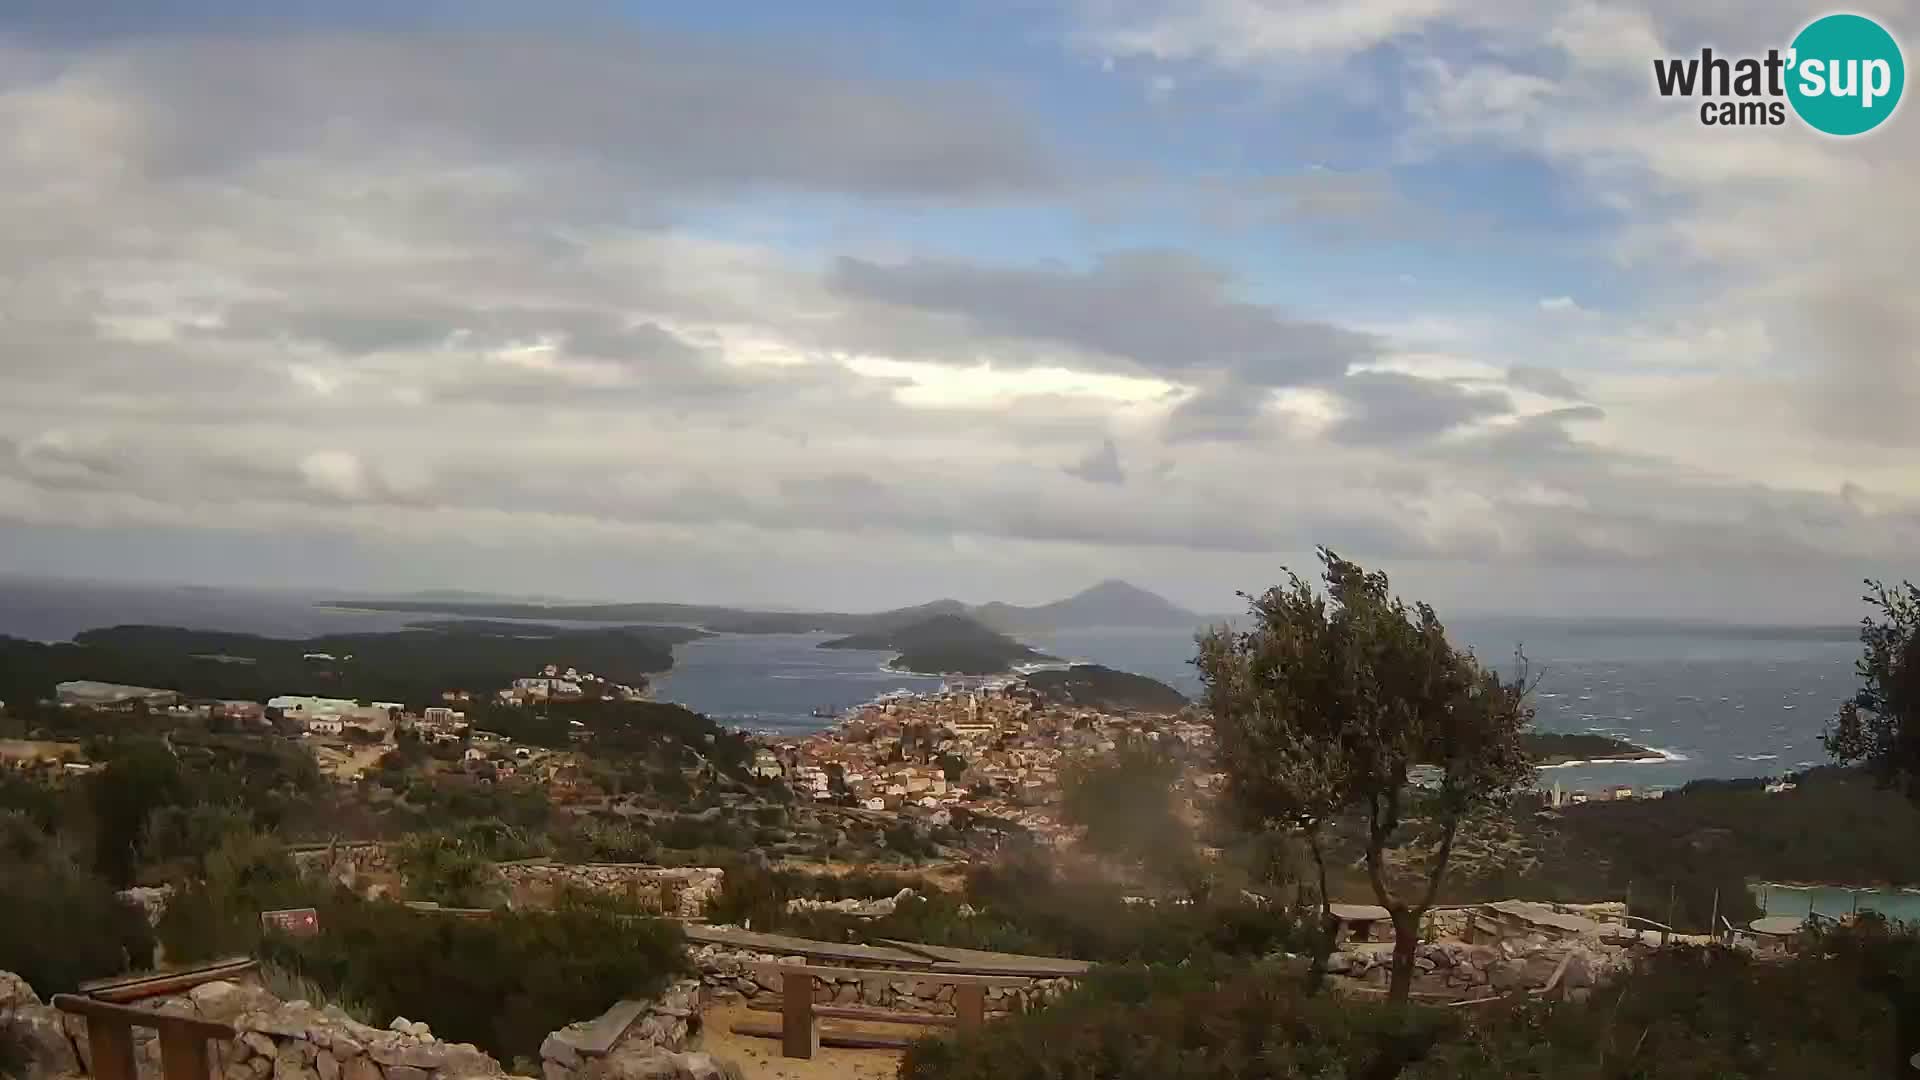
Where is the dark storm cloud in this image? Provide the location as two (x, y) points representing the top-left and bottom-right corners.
(827, 251), (1375, 385)
(1505, 365), (1585, 400)
(1064, 438), (1127, 485)
(1328, 371), (1513, 445)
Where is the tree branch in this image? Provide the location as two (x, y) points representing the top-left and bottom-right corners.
(1416, 813), (1461, 914)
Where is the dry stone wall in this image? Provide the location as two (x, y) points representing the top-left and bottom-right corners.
(2, 974), (508, 1080)
(286, 846), (723, 920)
(536, 981), (702, 1080)
(497, 864), (721, 921)
(689, 943), (1073, 1017)
(2, 972), (728, 1080)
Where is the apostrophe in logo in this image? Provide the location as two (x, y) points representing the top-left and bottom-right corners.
(1651, 12), (1903, 134)
(1787, 13), (1904, 135)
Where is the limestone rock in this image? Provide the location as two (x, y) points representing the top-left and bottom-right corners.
(341, 1054), (381, 1080)
(584, 1047), (680, 1080)
(243, 1033), (280, 1059)
(191, 982), (280, 1026)
(540, 1034), (582, 1070)
(0, 970), (42, 1010)
(2, 1004), (81, 1078)
(666, 1052), (727, 1080)
(388, 1018), (413, 1035)
(385, 1066), (430, 1080)
(316, 1050), (340, 1080)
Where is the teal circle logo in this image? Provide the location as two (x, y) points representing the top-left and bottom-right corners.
(1787, 13), (1904, 135)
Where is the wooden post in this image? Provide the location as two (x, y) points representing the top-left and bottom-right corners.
(954, 984), (986, 1031)
(54, 995), (231, 1080)
(780, 970), (817, 1060)
(85, 1015), (138, 1080)
(159, 1021), (213, 1080)
(1665, 885), (1676, 947)
(1709, 889), (1719, 944)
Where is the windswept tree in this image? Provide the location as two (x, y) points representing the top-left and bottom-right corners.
(1825, 579), (1920, 801)
(1197, 549), (1534, 1003)
(1824, 579), (1920, 1076)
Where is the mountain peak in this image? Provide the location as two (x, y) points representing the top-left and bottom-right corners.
(974, 579), (1200, 631)
(1074, 579), (1162, 600)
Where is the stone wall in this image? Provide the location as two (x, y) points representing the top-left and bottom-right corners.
(287, 846), (723, 920)
(1, 972), (729, 1080)
(688, 944), (1073, 1017)
(1325, 938), (1631, 1002)
(497, 864), (722, 921)
(537, 981), (702, 1080)
(3, 973), (508, 1080)
(291, 843), (398, 892)
(117, 886), (176, 928)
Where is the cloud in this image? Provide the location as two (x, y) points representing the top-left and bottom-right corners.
(1327, 372), (1513, 445)
(1065, 438), (1127, 485)
(1538, 296), (1581, 313)
(1, 10), (1917, 621)
(1506, 365), (1585, 400)
(827, 251), (1376, 386)
(11, 31), (1058, 203)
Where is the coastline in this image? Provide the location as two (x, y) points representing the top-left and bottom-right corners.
(1533, 746), (1687, 769)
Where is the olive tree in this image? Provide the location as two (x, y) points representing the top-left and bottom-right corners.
(1823, 579), (1920, 1077)
(1197, 549), (1533, 1003)
(1824, 579), (1920, 801)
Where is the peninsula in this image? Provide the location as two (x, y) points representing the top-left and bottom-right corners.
(818, 614), (1055, 676)
(1521, 731), (1667, 766)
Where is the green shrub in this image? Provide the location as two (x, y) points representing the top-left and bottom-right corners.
(902, 966), (1457, 1080)
(0, 828), (155, 994)
(155, 830), (318, 963)
(395, 833), (502, 907)
(904, 928), (1914, 1080)
(262, 892), (688, 1062)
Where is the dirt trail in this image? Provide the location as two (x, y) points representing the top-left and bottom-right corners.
(692, 1003), (912, 1080)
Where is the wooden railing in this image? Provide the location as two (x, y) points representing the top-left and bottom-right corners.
(733, 963), (1033, 1060)
(52, 995), (234, 1080)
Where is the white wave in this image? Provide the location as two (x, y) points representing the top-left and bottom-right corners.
(1533, 745), (1687, 770)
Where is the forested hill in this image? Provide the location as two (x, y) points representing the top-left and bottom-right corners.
(1022, 665), (1189, 713)
(0, 621), (703, 710)
(820, 614), (1055, 675)
(321, 598), (969, 635)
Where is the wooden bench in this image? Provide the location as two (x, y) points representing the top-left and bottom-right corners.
(53, 994), (235, 1080)
(731, 963), (1032, 1059)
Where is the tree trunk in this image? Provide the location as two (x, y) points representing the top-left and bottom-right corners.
(1304, 828), (1336, 995)
(1387, 910), (1419, 1003)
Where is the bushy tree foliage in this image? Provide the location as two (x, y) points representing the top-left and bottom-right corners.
(0, 811), (154, 993)
(262, 893), (687, 1063)
(1198, 550), (1533, 1002)
(1826, 578), (1920, 801)
(1059, 734), (1193, 882)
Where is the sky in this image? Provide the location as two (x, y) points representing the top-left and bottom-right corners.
(1, 1), (1916, 621)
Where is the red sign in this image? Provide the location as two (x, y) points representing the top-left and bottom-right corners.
(260, 908), (321, 937)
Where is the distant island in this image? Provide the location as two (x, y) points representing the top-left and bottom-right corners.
(819, 614), (1055, 676)
(1022, 664), (1189, 713)
(0, 621), (704, 710)
(1521, 731), (1666, 766)
(323, 579), (1212, 635)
